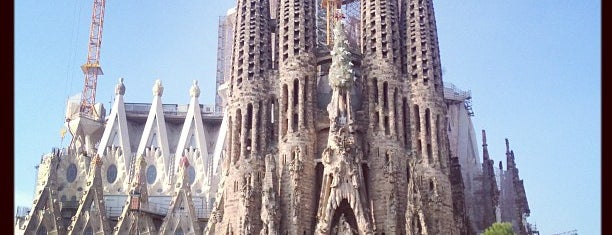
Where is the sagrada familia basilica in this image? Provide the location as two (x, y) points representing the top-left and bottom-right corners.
(14, 0), (535, 234)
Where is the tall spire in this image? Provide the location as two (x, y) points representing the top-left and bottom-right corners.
(405, 0), (444, 94)
(327, 20), (355, 129)
(229, 0), (273, 94)
(505, 138), (515, 170)
(482, 130), (489, 161)
(505, 138), (510, 154)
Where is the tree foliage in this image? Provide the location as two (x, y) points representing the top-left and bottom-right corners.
(482, 222), (516, 235)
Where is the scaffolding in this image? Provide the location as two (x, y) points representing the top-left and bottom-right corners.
(320, 0), (361, 49)
(443, 83), (474, 116)
(215, 15), (227, 113)
(215, 8), (236, 113)
(552, 230), (577, 235)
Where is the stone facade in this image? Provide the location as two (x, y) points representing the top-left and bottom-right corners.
(208, 0), (467, 234)
(15, 1), (537, 235)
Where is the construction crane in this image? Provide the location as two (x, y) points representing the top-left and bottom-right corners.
(65, 0), (107, 155)
(79, 0), (106, 119)
(321, 0), (343, 46)
(321, 0), (360, 47)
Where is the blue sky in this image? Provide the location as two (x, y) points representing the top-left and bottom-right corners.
(15, 1), (600, 234)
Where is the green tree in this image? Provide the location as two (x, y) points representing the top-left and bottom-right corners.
(482, 222), (516, 235)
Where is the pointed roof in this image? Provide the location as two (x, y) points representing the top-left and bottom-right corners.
(137, 79), (171, 170)
(97, 78), (132, 165)
(482, 130), (490, 161)
(174, 80), (209, 176)
(67, 154), (112, 234)
(113, 155), (157, 234)
(21, 153), (64, 234)
(159, 156), (201, 234)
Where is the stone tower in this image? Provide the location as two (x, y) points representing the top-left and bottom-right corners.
(213, 0), (274, 233)
(402, 0), (458, 233)
(207, 0), (465, 234)
(276, 0), (318, 233)
(481, 130), (500, 230)
(361, 0), (407, 233)
(499, 139), (531, 235)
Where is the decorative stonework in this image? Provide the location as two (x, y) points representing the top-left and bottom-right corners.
(153, 79), (164, 97)
(115, 77), (125, 95)
(66, 154), (111, 235)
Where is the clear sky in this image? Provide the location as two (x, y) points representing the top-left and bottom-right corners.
(15, 1), (600, 234)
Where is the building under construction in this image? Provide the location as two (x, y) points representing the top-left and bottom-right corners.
(15, 0), (537, 234)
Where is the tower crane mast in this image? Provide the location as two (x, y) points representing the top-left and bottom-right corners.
(321, 0), (360, 47)
(79, 0), (106, 118)
(65, 0), (107, 155)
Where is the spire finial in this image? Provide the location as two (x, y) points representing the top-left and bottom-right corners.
(153, 79), (164, 97)
(505, 138), (510, 153)
(190, 80), (200, 98)
(115, 77), (126, 95)
(482, 130), (488, 146)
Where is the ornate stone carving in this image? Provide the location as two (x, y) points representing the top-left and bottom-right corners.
(190, 80), (200, 98)
(115, 77), (125, 95)
(152, 79), (163, 96)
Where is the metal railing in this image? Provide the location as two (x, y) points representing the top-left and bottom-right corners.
(123, 103), (222, 117)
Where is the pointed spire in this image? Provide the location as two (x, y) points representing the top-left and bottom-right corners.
(329, 20), (354, 89)
(482, 130), (490, 161)
(505, 139), (515, 170)
(482, 130), (488, 146)
(505, 138), (510, 153)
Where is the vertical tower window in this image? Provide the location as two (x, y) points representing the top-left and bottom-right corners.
(414, 105), (420, 132)
(372, 78), (378, 104)
(246, 104), (253, 158)
(235, 109), (242, 162)
(403, 97), (410, 148)
(427, 144), (433, 164)
(383, 82), (389, 109)
(425, 108), (431, 137)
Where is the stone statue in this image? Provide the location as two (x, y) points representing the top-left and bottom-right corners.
(189, 80), (200, 98)
(334, 214), (353, 235)
(152, 79), (164, 96)
(350, 167), (359, 188)
(115, 77), (125, 95)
